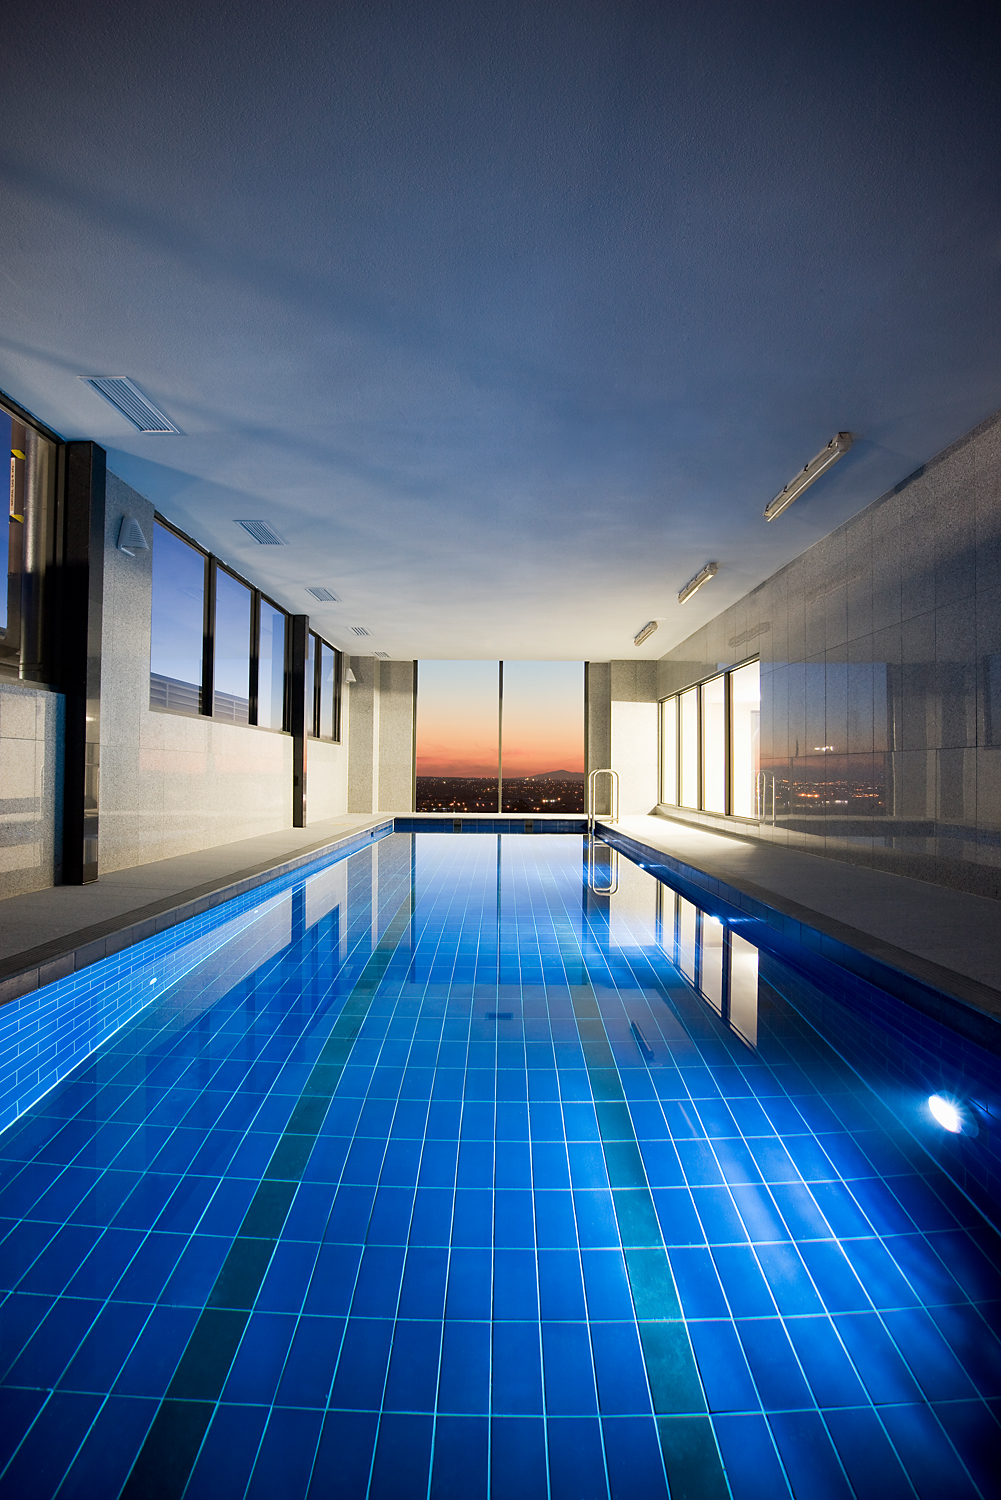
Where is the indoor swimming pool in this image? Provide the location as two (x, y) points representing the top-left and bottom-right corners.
(0, 831), (999, 1499)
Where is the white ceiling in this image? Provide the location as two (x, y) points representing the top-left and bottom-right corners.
(2, 1), (1000, 660)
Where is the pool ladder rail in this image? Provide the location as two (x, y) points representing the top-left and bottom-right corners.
(587, 767), (619, 833)
(586, 768), (620, 894)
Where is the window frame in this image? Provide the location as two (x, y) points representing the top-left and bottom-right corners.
(308, 632), (343, 742)
(150, 512), (292, 732)
(659, 654), (759, 820)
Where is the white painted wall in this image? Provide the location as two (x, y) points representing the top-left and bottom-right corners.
(610, 700), (658, 815)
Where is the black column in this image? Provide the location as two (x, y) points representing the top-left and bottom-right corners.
(61, 442), (106, 884)
(289, 614), (309, 827)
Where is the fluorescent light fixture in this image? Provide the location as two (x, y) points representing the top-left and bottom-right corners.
(764, 432), (853, 521)
(677, 561), (718, 605)
(634, 621), (658, 647)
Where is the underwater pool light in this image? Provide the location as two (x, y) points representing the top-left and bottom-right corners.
(928, 1093), (976, 1134)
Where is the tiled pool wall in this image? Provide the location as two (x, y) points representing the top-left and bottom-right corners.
(0, 830), (391, 1134)
(757, 955), (1001, 1231)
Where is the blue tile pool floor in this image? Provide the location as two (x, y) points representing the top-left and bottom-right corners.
(0, 832), (1000, 1498)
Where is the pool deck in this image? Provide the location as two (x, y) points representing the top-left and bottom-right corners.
(1, 809), (1000, 1035)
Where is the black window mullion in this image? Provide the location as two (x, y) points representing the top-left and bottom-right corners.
(333, 648), (342, 742)
(202, 555), (216, 717)
(249, 589), (261, 725)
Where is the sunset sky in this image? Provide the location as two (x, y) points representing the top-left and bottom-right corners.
(416, 661), (584, 778)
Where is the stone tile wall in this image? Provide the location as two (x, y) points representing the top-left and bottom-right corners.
(0, 682), (62, 899)
(657, 407), (1001, 898)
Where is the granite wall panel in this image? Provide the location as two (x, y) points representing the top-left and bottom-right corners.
(657, 406), (1001, 898)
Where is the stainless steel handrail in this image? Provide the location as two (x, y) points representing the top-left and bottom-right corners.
(587, 768), (619, 833)
(587, 839), (618, 895)
(755, 770), (777, 825)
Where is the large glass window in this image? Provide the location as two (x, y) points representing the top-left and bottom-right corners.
(150, 521), (205, 713)
(316, 640), (341, 740)
(150, 515), (289, 729)
(416, 661), (501, 811)
(257, 600), (286, 730)
(213, 568), (252, 723)
(500, 661), (584, 812)
(701, 674), (726, 814)
(730, 660), (760, 818)
(661, 657), (761, 820)
(1, 406), (57, 680)
(660, 696), (677, 805)
(1, 410), (10, 636)
(305, 633), (316, 734)
(679, 688), (699, 808)
(415, 661), (585, 813)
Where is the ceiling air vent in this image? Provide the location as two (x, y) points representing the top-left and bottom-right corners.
(351, 626), (370, 636)
(82, 376), (181, 434)
(307, 587), (338, 602)
(235, 519), (285, 545)
(374, 651), (390, 659)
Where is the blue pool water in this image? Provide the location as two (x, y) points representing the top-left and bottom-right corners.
(0, 832), (1000, 1498)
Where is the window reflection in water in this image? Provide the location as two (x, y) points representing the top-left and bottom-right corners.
(656, 885), (758, 1048)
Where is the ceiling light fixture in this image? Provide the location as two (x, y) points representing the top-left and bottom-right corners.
(764, 432), (853, 521)
(306, 586), (338, 602)
(633, 621), (658, 647)
(351, 626), (370, 636)
(82, 376), (181, 433)
(677, 561), (718, 605)
(235, 519), (285, 545)
(117, 517), (149, 556)
(374, 651), (390, 659)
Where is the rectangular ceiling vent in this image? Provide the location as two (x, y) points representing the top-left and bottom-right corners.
(307, 586), (338, 602)
(82, 376), (181, 434)
(351, 626), (370, 636)
(374, 651), (390, 659)
(235, 519), (285, 545)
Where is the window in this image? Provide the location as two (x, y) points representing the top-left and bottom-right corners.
(257, 600), (286, 730)
(500, 661), (583, 812)
(701, 674), (726, 814)
(305, 632), (316, 733)
(149, 515), (290, 729)
(679, 688), (699, 808)
(730, 660), (760, 817)
(213, 567), (252, 723)
(312, 636), (342, 740)
(660, 657), (761, 820)
(414, 660), (585, 812)
(660, 696), (677, 806)
(1, 403), (57, 679)
(150, 520), (206, 713)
